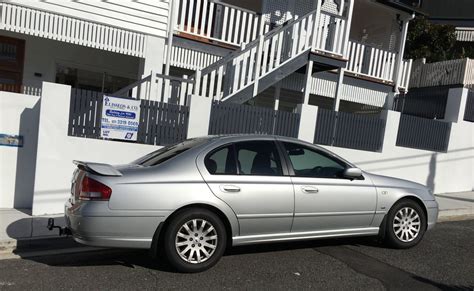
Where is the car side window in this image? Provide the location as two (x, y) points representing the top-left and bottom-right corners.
(205, 145), (237, 175)
(235, 141), (283, 176)
(283, 142), (346, 178)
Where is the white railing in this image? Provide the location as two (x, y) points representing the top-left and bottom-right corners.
(194, 7), (332, 101)
(398, 59), (412, 90)
(113, 73), (194, 106)
(174, 0), (263, 47)
(313, 11), (347, 56)
(165, 45), (222, 70)
(345, 40), (397, 82)
(0, 2), (146, 57)
(456, 27), (474, 42)
(410, 58), (474, 89)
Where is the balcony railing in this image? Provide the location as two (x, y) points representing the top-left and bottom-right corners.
(173, 0), (263, 47)
(345, 40), (412, 89)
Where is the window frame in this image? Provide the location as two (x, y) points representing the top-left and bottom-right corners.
(278, 141), (361, 180)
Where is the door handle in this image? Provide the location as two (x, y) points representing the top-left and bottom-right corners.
(220, 185), (241, 193)
(301, 186), (319, 194)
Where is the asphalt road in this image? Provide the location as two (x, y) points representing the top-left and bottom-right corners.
(0, 220), (473, 290)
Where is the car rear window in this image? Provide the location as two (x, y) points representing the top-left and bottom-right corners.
(134, 138), (208, 167)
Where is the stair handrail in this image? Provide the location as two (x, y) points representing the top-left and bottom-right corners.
(198, 6), (328, 78)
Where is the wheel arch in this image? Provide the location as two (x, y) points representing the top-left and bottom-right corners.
(378, 195), (429, 239)
(151, 203), (235, 256)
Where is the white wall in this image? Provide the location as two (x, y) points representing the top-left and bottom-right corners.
(0, 30), (142, 95)
(322, 112), (473, 194)
(0, 92), (40, 209)
(31, 83), (160, 215)
(15, 0), (170, 38)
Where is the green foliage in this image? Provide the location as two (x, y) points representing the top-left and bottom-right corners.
(405, 16), (473, 62)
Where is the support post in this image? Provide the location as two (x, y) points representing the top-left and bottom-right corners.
(297, 103), (319, 143)
(187, 94), (213, 138)
(274, 82), (281, 111)
(333, 68), (344, 111)
(341, 0), (355, 57)
(393, 13), (415, 92)
(443, 88), (469, 123)
(303, 61), (314, 105)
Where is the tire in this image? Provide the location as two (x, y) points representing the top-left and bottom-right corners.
(163, 208), (227, 273)
(385, 199), (427, 249)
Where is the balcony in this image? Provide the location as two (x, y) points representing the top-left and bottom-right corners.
(345, 40), (412, 90)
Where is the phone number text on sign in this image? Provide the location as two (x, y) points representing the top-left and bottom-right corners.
(100, 96), (141, 141)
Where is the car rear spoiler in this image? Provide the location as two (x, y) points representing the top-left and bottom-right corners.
(73, 160), (123, 177)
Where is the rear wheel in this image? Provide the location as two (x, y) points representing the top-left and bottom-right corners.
(163, 208), (226, 273)
(385, 199), (426, 248)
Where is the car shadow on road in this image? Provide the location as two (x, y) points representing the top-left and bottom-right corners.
(15, 236), (381, 273)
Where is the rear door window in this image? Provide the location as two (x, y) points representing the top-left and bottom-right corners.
(205, 145), (237, 175)
(234, 141), (283, 176)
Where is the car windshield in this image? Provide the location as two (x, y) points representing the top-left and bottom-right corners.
(133, 138), (209, 167)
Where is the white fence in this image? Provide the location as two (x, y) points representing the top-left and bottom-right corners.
(410, 58), (474, 89)
(0, 2), (147, 57)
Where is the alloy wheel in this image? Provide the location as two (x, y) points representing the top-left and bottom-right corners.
(392, 207), (421, 242)
(175, 219), (218, 264)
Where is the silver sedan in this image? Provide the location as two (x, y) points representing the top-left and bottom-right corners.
(63, 135), (438, 272)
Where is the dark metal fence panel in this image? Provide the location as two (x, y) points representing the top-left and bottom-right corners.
(393, 87), (449, 119)
(314, 108), (337, 145)
(137, 100), (189, 145)
(396, 114), (451, 152)
(208, 101), (300, 137)
(274, 110), (300, 138)
(464, 90), (474, 122)
(68, 89), (189, 145)
(334, 111), (385, 152)
(68, 89), (104, 138)
(314, 108), (385, 152)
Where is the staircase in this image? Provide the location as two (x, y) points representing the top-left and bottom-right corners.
(193, 5), (349, 104)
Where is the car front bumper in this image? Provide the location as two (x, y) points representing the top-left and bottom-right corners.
(425, 200), (439, 230)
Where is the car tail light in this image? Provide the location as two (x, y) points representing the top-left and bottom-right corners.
(79, 176), (112, 201)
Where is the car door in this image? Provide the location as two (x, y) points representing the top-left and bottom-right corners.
(280, 141), (377, 233)
(201, 139), (294, 236)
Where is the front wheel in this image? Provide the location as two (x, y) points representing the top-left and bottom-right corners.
(163, 208), (227, 273)
(385, 199), (427, 249)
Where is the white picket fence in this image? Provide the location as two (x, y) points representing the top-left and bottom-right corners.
(0, 2), (146, 57)
(174, 0), (264, 47)
(410, 58), (474, 89)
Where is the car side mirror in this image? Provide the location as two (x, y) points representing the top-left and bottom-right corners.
(343, 167), (363, 179)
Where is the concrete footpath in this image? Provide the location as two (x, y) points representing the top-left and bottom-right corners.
(0, 191), (473, 258)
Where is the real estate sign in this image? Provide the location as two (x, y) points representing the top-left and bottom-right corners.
(100, 96), (141, 141)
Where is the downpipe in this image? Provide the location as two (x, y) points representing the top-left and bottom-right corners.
(47, 218), (72, 236)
